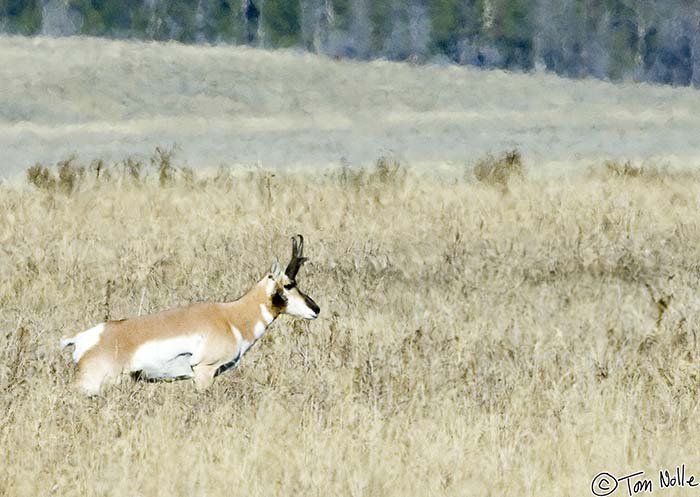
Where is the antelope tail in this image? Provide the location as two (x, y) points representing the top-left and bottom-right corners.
(60, 336), (76, 350)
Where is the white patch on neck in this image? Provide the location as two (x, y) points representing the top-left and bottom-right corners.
(265, 278), (276, 295)
(231, 325), (243, 343)
(260, 304), (274, 325)
(254, 321), (266, 339)
(231, 324), (255, 358)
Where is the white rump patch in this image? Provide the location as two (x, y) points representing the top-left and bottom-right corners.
(65, 323), (105, 363)
(130, 335), (202, 379)
(265, 278), (276, 295)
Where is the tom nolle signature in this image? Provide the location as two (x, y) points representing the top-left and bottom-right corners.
(591, 465), (699, 495)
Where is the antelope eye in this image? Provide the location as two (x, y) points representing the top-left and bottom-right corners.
(284, 282), (296, 290)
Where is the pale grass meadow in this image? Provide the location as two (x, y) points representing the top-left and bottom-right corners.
(2, 35), (700, 178)
(2, 157), (700, 496)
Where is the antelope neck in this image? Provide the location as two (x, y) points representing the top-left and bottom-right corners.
(225, 280), (278, 341)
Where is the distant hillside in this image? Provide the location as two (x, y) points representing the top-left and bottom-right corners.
(2, 0), (699, 87)
(1, 35), (700, 178)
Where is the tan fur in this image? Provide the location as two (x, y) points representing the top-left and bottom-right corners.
(73, 277), (281, 394)
(64, 235), (319, 395)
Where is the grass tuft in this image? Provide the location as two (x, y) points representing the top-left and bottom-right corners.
(26, 163), (56, 191)
(604, 159), (648, 178)
(56, 156), (85, 194)
(151, 146), (176, 187)
(473, 149), (525, 189)
(371, 155), (406, 185)
(123, 157), (145, 185)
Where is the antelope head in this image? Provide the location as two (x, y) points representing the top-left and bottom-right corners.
(268, 234), (320, 320)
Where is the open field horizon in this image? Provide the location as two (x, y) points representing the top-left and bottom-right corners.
(4, 161), (700, 495)
(2, 35), (700, 180)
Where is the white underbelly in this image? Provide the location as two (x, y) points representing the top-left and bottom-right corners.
(130, 335), (202, 379)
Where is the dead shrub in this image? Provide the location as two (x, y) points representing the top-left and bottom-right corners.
(123, 157), (144, 184)
(181, 166), (195, 187)
(473, 149), (525, 189)
(337, 163), (367, 189)
(151, 146), (176, 187)
(26, 164), (56, 191)
(57, 157), (85, 194)
(211, 165), (235, 190)
(90, 159), (112, 182)
(370, 156), (406, 185)
(27, 158), (86, 194)
(602, 160), (665, 180)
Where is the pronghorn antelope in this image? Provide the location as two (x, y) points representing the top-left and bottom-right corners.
(60, 235), (320, 395)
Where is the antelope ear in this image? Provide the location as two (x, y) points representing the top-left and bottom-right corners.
(270, 257), (283, 279)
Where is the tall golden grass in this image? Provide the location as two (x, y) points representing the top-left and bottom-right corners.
(2, 155), (700, 496)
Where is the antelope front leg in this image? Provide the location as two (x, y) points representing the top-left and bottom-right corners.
(192, 364), (217, 391)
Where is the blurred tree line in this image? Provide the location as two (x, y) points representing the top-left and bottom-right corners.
(1, 0), (699, 86)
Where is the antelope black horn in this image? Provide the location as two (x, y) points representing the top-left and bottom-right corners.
(285, 234), (308, 279)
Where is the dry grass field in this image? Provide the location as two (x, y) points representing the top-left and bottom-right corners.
(2, 155), (700, 496)
(4, 34), (700, 497)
